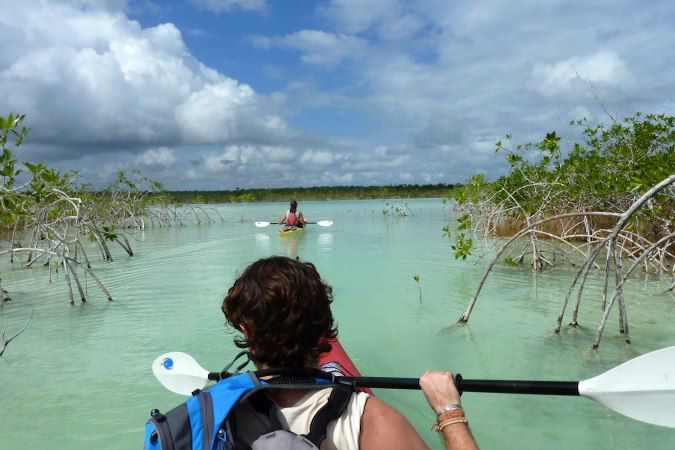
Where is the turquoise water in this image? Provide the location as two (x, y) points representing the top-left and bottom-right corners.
(0, 198), (673, 449)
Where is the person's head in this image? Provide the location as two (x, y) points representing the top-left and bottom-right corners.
(290, 200), (297, 213)
(222, 256), (336, 368)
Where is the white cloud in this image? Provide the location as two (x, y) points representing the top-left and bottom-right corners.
(5, 0), (674, 189)
(101, 160), (129, 178)
(189, 0), (267, 13)
(0, 0), (288, 149)
(320, 0), (423, 40)
(533, 50), (633, 96)
(197, 145), (298, 176)
(253, 30), (367, 65)
(299, 150), (336, 166)
(470, 140), (497, 154)
(342, 154), (410, 171)
(265, 146), (296, 162)
(173, 142), (413, 188)
(175, 80), (290, 145)
(136, 147), (176, 167)
(322, 0), (397, 33)
(340, 146), (411, 171)
(256, 0), (675, 187)
(322, 170), (354, 184)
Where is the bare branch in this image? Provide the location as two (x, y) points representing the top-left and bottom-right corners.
(1, 309), (34, 357)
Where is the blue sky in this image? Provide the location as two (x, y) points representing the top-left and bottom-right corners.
(1, 0), (674, 189)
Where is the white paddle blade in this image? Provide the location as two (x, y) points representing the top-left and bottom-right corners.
(316, 220), (333, 227)
(578, 346), (675, 428)
(152, 352), (210, 395)
(254, 221), (271, 228)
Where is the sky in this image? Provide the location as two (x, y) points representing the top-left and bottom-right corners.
(1, 0), (674, 189)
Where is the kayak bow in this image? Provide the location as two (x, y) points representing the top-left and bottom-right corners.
(278, 227), (306, 237)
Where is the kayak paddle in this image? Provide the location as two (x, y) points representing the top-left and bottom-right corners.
(152, 346), (675, 428)
(152, 352), (212, 395)
(254, 220), (333, 228)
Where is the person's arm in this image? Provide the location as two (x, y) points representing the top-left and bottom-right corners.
(278, 213), (286, 225)
(359, 396), (429, 450)
(299, 212), (307, 225)
(420, 371), (478, 450)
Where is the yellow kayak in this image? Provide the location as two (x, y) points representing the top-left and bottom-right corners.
(278, 227), (306, 237)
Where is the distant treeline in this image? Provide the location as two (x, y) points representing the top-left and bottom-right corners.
(165, 183), (458, 203)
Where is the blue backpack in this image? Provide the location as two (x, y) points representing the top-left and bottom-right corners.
(144, 368), (355, 450)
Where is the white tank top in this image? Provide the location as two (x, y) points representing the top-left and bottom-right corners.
(277, 389), (369, 450)
(234, 388), (369, 450)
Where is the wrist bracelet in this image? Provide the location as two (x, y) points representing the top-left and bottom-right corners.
(432, 417), (468, 432)
(437, 408), (465, 422)
(435, 403), (462, 419)
(436, 418), (468, 433)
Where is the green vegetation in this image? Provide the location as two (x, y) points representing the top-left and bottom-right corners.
(449, 112), (675, 348)
(448, 112), (675, 261)
(413, 274), (422, 303)
(0, 114), (181, 305)
(382, 200), (413, 216)
(166, 183), (456, 204)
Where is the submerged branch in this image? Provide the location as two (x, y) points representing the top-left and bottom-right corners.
(1, 309), (34, 357)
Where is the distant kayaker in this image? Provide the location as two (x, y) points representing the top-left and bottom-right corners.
(222, 256), (478, 450)
(279, 200), (306, 228)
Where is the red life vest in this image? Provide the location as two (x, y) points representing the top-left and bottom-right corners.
(286, 210), (299, 226)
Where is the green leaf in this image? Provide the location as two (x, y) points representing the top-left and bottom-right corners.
(505, 257), (519, 267)
(24, 161), (39, 174)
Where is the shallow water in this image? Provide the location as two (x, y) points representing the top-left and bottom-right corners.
(0, 198), (673, 449)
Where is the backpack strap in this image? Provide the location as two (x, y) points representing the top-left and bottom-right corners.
(227, 375), (355, 450)
(197, 391), (215, 450)
(248, 371), (262, 388)
(303, 387), (353, 448)
(247, 390), (285, 430)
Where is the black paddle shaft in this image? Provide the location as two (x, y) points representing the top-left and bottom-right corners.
(213, 368), (580, 396)
(342, 375), (580, 396)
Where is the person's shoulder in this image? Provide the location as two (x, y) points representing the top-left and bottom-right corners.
(362, 397), (408, 426)
(359, 397), (429, 450)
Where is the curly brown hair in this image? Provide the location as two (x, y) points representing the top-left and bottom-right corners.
(222, 256), (337, 368)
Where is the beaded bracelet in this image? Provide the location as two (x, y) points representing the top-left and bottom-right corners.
(435, 403), (462, 420)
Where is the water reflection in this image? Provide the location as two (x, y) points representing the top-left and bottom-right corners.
(254, 233), (270, 252)
(318, 232), (333, 247)
(280, 234), (305, 259)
